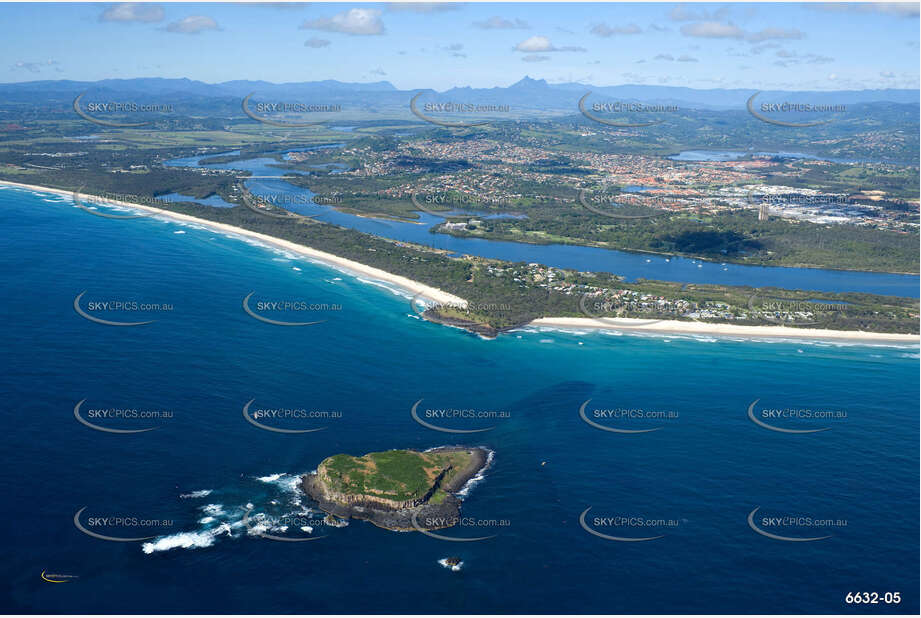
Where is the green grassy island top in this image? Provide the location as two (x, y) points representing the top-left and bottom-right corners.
(317, 447), (485, 507)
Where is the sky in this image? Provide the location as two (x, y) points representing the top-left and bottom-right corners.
(1, 2), (919, 91)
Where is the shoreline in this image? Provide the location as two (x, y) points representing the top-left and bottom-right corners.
(0, 180), (467, 309)
(529, 317), (919, 344)
(3, 180), (917, 345)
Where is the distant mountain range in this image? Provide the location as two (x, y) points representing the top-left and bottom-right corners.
(1, 75), (917, 114)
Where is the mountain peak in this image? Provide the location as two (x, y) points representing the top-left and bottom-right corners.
(510, 76), (549, 89)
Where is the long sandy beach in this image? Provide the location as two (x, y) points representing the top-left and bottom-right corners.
(1, 180), (468, 308)
(4, 180), (918, 345)
(531, 317), (919, 344)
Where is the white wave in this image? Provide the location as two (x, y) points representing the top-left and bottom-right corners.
(538, 338), (554, 344)
(142, 530), (217, 554)
(201, 504), (225, 517)
(354, 276), (413, 300)
(292, 267), (302, 271)
(438, 558), (463, 572)
(300, 525), (314, 534)
(173, 230), (186, 234)
(180, 489), (213, 499)
(255, 473), (284, 483)
(456, 449), (495, 499)
(198, 516), (216, 524)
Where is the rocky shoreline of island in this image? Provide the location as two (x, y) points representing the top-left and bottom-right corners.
(301, 446), (490, 532)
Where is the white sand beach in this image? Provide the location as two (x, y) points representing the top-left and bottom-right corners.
(530, 317), (919, 344)
(1, 180), (467, 308)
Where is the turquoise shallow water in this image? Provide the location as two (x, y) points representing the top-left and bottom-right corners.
(0, 185), (918, 614)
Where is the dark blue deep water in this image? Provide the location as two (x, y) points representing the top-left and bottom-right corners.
(1, 186), (918, 614)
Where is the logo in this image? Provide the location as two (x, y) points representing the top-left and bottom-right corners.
(241, 507), (327, 542)
(73, 507), (159, 542)
(410, 399), (498, 434)
(746, 398), (837, 434)
(578, 92), (670, 128)
(41, 571), (78, 583)
(578, 399), (667, 434)
(241, 93), (336, 128)
(410, 511), (498, 542)
(409, 93), (492, 128)
(242, 292), (329, 326)
(73, 291), (159, 327)
(73, 399), (161, 434)
(240, 188), (318, 220)
(578, 507), (666, 542)
(747, 294), (846, 326)
(72, 186), (153, 219)
(578, 188), (662, 220)
(242, 399), (328, 434)
(578, 292), (667, 327)
(72, 92), (151, 128)
(746, 91), (841, 128)
(747, 507), (835, 542)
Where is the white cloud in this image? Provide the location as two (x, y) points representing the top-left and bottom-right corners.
(522, 55), (550, 63)
(473, 16), (530, 29)
(301, 8), (385, 35)
(590, 22), (642, 37)
(514, 36), (585, 52)
(304, 37), (331, 48)
(677, 54), (699, 62)
(12, 59), (60, 73)
(99, 3), (164, 23)
(386, 3), (462, 13)
(669, 4), (730, 22)
(810, 3), (919, 18)
(681, 21), (805, 43)
(680, 21), (745, 39)
(164, 16), (220, 34)
(747, 27), (804, 43)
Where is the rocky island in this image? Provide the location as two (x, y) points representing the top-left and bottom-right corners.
(302, 446), (490, 531)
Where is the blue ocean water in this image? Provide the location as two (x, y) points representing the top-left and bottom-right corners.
(0, 185), (918, 614)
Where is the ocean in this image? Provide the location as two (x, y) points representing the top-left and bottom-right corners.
(0, 185), (917, 614)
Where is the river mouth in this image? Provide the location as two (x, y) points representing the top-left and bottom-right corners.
(162, 148), (918, 298)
